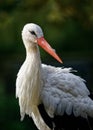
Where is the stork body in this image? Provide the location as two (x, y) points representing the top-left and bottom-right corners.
(16, 23), (93, 130)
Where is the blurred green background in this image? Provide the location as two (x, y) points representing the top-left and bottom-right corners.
(0, 0), (93, 130)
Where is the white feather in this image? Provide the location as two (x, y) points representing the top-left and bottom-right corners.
(16, 48), (42, 120)
(41, 64), (93, 118)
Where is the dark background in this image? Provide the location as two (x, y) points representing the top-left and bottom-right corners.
(0, 0), (93, 130)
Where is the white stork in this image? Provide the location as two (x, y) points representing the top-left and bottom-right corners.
(16, 23), (93, 130)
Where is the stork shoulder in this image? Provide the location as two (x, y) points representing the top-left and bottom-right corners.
(41, 64), (92, 118)
(41, 63), (90, 97)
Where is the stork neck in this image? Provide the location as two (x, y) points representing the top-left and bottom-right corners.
(22, 38), (41, 83)
(24, 44), (42, 105)
(25, 45), (41, 72)
(26, 44), (38, 55)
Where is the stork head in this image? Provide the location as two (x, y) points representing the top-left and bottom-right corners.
(22, 23), (62, 63)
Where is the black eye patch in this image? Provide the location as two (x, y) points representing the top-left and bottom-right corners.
(29, 31), (37, 36)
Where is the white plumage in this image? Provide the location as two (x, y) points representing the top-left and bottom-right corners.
(16, 23), (93, 130)
(41, 64), (92, 118)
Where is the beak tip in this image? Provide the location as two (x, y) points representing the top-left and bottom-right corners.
(59, 59), (63, 64)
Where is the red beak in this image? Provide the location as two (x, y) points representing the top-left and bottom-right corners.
(37, 37), (62, 63)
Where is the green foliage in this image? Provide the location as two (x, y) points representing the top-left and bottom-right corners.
(0, 0), (93, 53)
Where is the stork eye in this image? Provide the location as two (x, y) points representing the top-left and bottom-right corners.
(30, 31), (37, 36)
